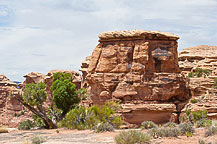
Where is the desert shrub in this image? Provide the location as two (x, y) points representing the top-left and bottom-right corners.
(179, 122), (195, 135)
(32, 114), (46, 128)
(60, 104), (122, 130)
(212, 120), (217, 127)
(163, 122), (177, 128)
(191, 98), (198, 104)
(205, 126), (217, 137)
(213, 78), (217, 89)
(196, 119), (212, 128)
(141, 121), (158, 129)
(187, 68), (212, 78)
(148, 127), (181, 138)
(115, 130), (151, 144)
(60, 106), (96, 130)
(18, 120), (35, 130)
(184, 109), (207, 123)
(94, 122), (114, 132)
(0, 128), (8, 133)
(198, 139), (206, 144)
(30, 134), (46, 144)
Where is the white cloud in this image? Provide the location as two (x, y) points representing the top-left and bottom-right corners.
(0, 0), (216, 81)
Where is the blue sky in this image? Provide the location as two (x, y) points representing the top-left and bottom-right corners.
(0, 0), (217, 81)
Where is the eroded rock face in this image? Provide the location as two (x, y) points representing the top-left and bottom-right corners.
(23, 72), (45, 85)
(0, 74), (31, 127)
(179, 45), (217, 119)
(85, 30), (190, 124)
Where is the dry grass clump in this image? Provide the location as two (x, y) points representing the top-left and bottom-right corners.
(115, 130), (151, 144)
(0, 128), (8, 133)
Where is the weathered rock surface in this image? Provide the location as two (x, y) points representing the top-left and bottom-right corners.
(23, 72), (45, 85)
(179, 45), (217, 119)
(84, 30), (190, 124)
(0, 74), (31, 127)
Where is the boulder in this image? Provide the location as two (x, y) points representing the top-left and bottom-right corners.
(83, 30), (190, 124)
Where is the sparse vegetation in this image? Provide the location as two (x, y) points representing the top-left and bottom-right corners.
(182, 109), (208, 124)
(141, 121), (158, 129)
(148, 127), (181, 138)
(205, 126), (217, 137)
(163, 122), (177, 128)
(187, 68), (212, 78)
(178, 122), (195, 135)
(196, 119), (212, 128)
(30, 134), (46, 144)
(198, 139), (206, 144)
(190, 98), (198, 104)
(94, 122), (114, 132)
(59, 102), (122, 131)
(213, 78), (217, 89)
(115, 130), (151, 144)
(18, 120), (35, 130)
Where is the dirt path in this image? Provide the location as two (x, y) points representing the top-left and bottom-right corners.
(0, 128), (217, 144)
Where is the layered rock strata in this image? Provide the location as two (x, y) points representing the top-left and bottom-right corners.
(179, 45), (217, 119)
(85, 30), (190, 124)
(0, 74), (31, 127)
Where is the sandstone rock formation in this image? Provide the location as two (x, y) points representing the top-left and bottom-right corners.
(0, 74), (31, 127)
(179, 45), (217, 119)
(23, 72), (45, 85)
(84, 30), (190, 124)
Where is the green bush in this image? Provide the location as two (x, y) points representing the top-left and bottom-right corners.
(32, 114), (46, 128)
(115, 130), (151, 144)
(205, 126), (217, 137)
(0, 128), (8, 133)
(184, 109), (207, 123)
(179, 122), (195, 135)
(213, 78), (217, 89)
(187, 68), (212, 78)
(60, 104), (122, 130)
(18, 120), (35, 130)
(148, 127), (181, 138)
(191, 98), (198, 104)
(196, 119), (212, 128)
(94, 122), (114, 132)
(163, 122), (177, 128)
(30, 134), (46, 144)
(141, 121), (158, 129)
(198, 139), (206, 144)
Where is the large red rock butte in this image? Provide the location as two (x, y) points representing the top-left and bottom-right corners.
(83, 30), (190, 124)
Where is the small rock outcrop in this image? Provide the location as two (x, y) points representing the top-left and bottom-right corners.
(84, 30), (190, 124)
(0, 74), (30, 127)
(179, 45), (217, 119)
(23, 72), (45, 85)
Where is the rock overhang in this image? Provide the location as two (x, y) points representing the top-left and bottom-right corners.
(98, 30), (179, 42)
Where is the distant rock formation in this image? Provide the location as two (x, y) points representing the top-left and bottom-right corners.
(179, 45), (217, 119)
(82, 30), (190, 124)
(0, 74), (30, 127)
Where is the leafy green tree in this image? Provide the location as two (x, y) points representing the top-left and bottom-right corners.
(16, 82), (56, 129)
(51, 72), (80, 116)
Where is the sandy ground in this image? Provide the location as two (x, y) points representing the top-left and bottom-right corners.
(0, 128), (217, 144)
